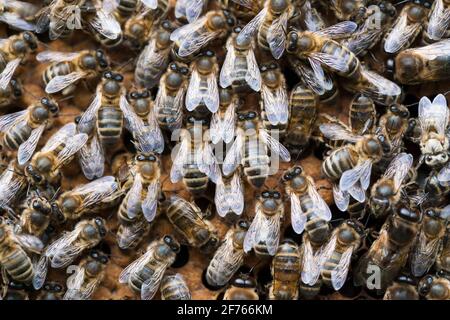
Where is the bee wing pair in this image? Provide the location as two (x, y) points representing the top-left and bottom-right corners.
(358, 67), (402, 106)
(384, 10), (421, 54)
(0, 57), (20, 90)
(418, 94), (449, 141)
(410, 232), (443, 277)
(89, 0), (122, 40)
(186, 64), (219, 113)
(243, 202), (281, 256)
(154, 81), (185, 131)
(175, 0), (205, 23)
(0, 5), (36, 31)
(209, 228), (245, 278)
(70, 176), (119, 209)
(210, 100), (236, 144)
(64, 266), (100, 300)
(261, 76), (289, 125)
(215, 172), (244, 217)
(428, 0), (450, 41)
(0, 162), (25, 207)
(220, 37), (261, 91)
(223, 128), (291, 176)
(79, 134), (105, 180)
(382, 152), (414, 192)
(126, 173), (160, 222)
(118, 219), (149, 249)
(288, 56), (332, 95)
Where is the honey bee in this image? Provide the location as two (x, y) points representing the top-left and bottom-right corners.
(0, 78), (22, 109)
(77, 129), (105, 180)
(349, 94), (376, 136)
(383, 1), (430, 54)
(354, 206), (422, 291)
(423, 0), (450, 43)
(0, 217), (44, 286)
(220, 26), (261, 93)
(166, 196), (219, 253)
(37, 49), (109, 95)
(328, 0), (367, 23)
(320, 122), (385, 211)
(0, 97), (59, 165)
(268, 239), (301, 300)
(237, 0), (294, 59)
(123, 13), (152, 49)
(369, 153), (414, 219)
(0, 32), (38, 91)
(424, 170), (450, 206)
(170, 9), (235, 58)
(377, 103), (410, 149)
(170, 116), (219, 196)
(223, 111), (291, 189)
(160, 273), (191, 300)
(24, 123), (88, 187)
(117, 217), (151, 250)
(210, 88), (239, 145)
(36, 282), (64, 300)
(186, 50), (220, 114)
(286, 21), (360, 82)
(223, 274), (259, 300)
(85, 0), (124, 47)
(33, 217), (107, 290)
(418, 274), (450, 300)
(119, 235), (180, 300)
(215, 171), (245, 218)
(410, 205), (450, 277)
(175, 0), (208, 23)
(284, 83), (318, 157)
(205, 220), (249, 287)
(154, 62), (190, 132)
(383, 275), (419, 300)
(19, 190), (53, 238)
(63, 249), (109, 300)
(135, 20), (175, 89)
(342, 3), (397, 57)
(299, 235), (323, 299)
(243, 190), (284, 256)
(53, 176), (119, 221)
(0, 0), (38, 31)
(259, 62), (288, 129)
(0, 160), (27, 211)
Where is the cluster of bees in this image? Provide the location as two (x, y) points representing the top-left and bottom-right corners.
(0, 0), (449, 301)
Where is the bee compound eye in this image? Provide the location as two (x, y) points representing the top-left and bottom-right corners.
(262, 191), (270, 198)
(273, 192), (281, 199)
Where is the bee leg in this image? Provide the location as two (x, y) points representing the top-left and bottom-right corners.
(0, 267), (9, 287)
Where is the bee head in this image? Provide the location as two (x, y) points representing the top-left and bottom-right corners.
(10, 79), (22, 98)
(232, 274), (256, 288)
(90, 249), (109, 264)
(22, 31), (38, 51)
(397, 206), (422, 222)
(413, 0), (432, 9)
(238, 111), (258, 130)
(94, 217), (107, 237)
(418, 275), (434, 296)
(163, 235), (180, 254)
(286, 30), (299, 53)
(25, 164), (44, 185)
(197, 51), (215, 73)
(378, 1), (396, 17)
(260, 190), (281, 213)
(51, 202), (65, 224)
(41, 96), (59, 116)
(361, 136), (383, 158)
(338, 219), (364, 245)
(222, 9), (236, 27)
(135, 152), (158, 177)
(95, 49), (109, 69)
(102, 71), (122, 94)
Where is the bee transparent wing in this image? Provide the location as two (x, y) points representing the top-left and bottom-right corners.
(199, 142), (220, 183)
(49, 5), (79, 40)
(45, 71), (87, 94)
(119, 246), (155, 284)
(223, 102), (236, 144)
(243, 204), (262, 253)
(0, 109), (27, 132)
(36, 51), (81, 63)
(290, 192), (307, 234)
(411, 232), (441, 277)
(210, 111), (222, 144)
(319, 123), (361, 143)
(301, 239), (321, 286)
(223, 132), (243, 175)
(118, 220), (148, 249)
(14, 233), (44, 254)
(344, 29), (380, 56)
(412, 38), (450, 58)
(142, 180), (159, 222)
(438, 162), (450, 183)
(90, 6), (121, 40)
(119, 95), (147, 138)
(259, 212), (281, 256)
(315, 21), (357, 39)
(236, 7), (267, 44)
(171, 14), (204, 40)
(56, 133), (88, 167)
(0, 163), (23, 206)
(17, 124), (45, 165)
(340, 159), (372, 192)
(259, 129), (291, 161)
(230, 0), (254, 9)
(74, 176), (119, 208)
(185, 69), (202, 111)
(0, 12), (35, 31)
(78, 89), (102, 134)
(245, 45), (262, 91)
(141, 261), (168, 300)
(261, 81), (288, 125)
(308, 181), (332, 221)
(46, 228), (87, 268)
(383, 153), (413, 191)
(142, 109), (164, 154)
(359, 68), (402, 105)
(214, 176), (228, 217)
(78, 278), (100, 300)
(220, 39), (236, 89)
(307, 58), (333, 92)
(32, 255), (48, 290)
(330, 247), (353, 291)
(309, 52), (349, 73)
(170, 135), (189, 183)
(34, 5), (51, 33)
(141, 0), (158, 10)
(5, 0), (39, 13)
(230, 172), (244, 215)
(126, 174), (143, 219)
(204, 71), (220, 113)
(42, 123), (77, 152)
(0, 58), (20, 89)
(213, 230), (244, 275)
(186, 0), (204, 23)
(215, 174), (244, 217)
(179, 23), (221, 57)
(428, 0), (450, 40)
(316, 234), (337, 269)
(267, 9), (290, 59)
(384, 14), (420, 54)
(333, 185), (350, 212)
(79, 134), (104, 180)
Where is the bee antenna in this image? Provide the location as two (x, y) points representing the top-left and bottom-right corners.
(247, 259), (262, 275)
(57, 95), (74, 103)
(51, 187), (61, 202)
(394, 0), (409, 6)
(115, 58), (134, 72)
(0, 164), (25, 177)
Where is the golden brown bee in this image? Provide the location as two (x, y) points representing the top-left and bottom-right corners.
(423, 0), (450, 44)
(0, 217), (43, 286)
(284, 83), (318, 157)
(369, 153), (414, 219)
(24, 123), (88, 187)
(53, 176), (119, 221)
(33, 217), (108, 290)
(383, 275), (419, 300)
(123, 13), (154, 49)
(0, 78), (22, 110)
(206, 220), (249, 287)
(154, 62), (190, 132)
(268, 239), (301, 300)
(119, 235), (180, 300)
(378, 103), (410, 149)
(328, 0), (367, 23)
(410, 206), (449, 277)
(63, 249), (109, 300)
(223, 274), (259, 300)
(354, 206), (422, 291)
(282, 166), (331, 246)
(0, 97), (59, 166)
(166, 196), (219, 253)
(418, 274), (450, 300)
(160, 273), (191, 300)
(135, 20), (175, 89)
(244, 190), (284, 256)
(36, 282), (65, 300)
(349, 94), (376, 136)
(20, 190), (53, 238)
(0, 0), (38, 31)
(170, 9), (235, 60)
(223, 111), (291, 189)
(37, 49), (109, 95)
(393, 39), (450, 85)
(383, 1), (430, 54)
